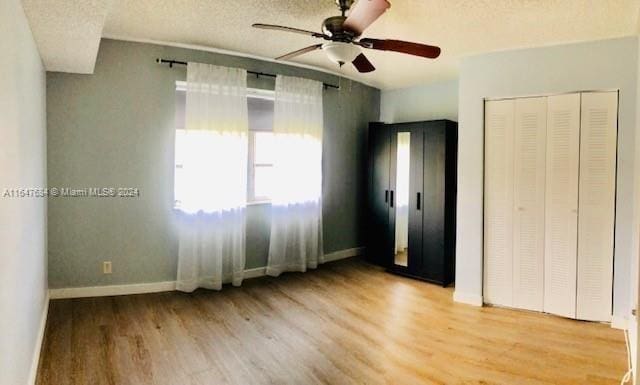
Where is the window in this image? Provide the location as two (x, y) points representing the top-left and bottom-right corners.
(247, 94), (275, 202)
(174, 82), (276, 207)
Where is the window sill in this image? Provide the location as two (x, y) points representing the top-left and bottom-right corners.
(247, 200), (272, 206)
(173, 200), (271, 212)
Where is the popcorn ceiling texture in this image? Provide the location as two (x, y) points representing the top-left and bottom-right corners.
(22, 0), (640, 87)
(21, 0), (113, 74)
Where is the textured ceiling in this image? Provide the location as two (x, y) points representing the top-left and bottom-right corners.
(23, 0), (640, 89)
(22, 0), (113, 74)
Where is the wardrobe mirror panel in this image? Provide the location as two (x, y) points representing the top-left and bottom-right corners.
(394, 132), (411, 267)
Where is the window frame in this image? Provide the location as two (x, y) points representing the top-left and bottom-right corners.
(174, 82), (275, 206)
(248, 131), (275, 204)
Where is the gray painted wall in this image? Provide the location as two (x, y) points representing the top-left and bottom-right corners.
(47, 39), (380, 288)
(0, 1), (48, 384)
(455, 36), (639, 320)
(380, 79), (458, 123)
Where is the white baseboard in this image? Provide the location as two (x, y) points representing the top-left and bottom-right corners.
(453, 291), (483, 307)
(612, 315), (629, 330)
(50, 281), (177, 299)
(243, 266), (267, 279)
(322, 247), (365, 263)
(49, 247), (365, 299)
(28, 292), (50, 385)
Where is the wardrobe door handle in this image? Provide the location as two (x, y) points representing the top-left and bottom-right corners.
(390, 190), (394, 208)
(385, 190), (389, 203)
(417, 192), (421, 210)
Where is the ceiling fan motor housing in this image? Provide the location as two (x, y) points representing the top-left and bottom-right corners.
(322, 16), (356, 40)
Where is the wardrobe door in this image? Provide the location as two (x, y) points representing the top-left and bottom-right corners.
(512, 97), (547, 312)
(388, 129), (398, 267)
(408, 125), (424, 273)
(543, 93), (581, 318)
(367, 124), (391, 266)
(390, 124), (422, 271)
(443, 122), (458, 286)
(484, 100), (515, 307)
(422, 122), (446, 283)
(576, 91), (618, 322)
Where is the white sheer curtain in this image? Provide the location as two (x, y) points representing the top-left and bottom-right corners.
(266, 76), (323, 276)
(175, 62), (248, 292)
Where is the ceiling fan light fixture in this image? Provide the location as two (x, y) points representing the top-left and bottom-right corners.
(252, 0), (441, 71)
(322, 42), (361, 66)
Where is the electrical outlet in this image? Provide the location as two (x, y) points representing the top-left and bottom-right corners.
(103, 261), (112, 274)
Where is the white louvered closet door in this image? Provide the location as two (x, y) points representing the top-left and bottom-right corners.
(543, 93), (581, 318)
(576, 91), (618, 322)
(512, 97), (547, 312)
(483, 99), (515, 307)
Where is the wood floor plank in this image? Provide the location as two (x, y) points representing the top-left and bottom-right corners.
(37, 258), (627, 385)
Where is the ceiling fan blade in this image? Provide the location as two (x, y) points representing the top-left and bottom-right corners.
(252, 23), (328, 39)
(352, 53), (375, 73)
(276, 44), (323, 61)
(343, 0), (391, 36)
(360, 38), (441, 59)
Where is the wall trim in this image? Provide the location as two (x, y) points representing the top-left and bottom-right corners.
(243, 266), (267, 279)
(49, 281), (178, 299)
(49, 247), (365, 299)
(612, 315), (629, 330)
(453, 291), (484, 307)
(27, 293), (50, 385)
(322, 247), (365, 263)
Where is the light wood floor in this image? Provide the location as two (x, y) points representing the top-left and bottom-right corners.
(37, 258), (627, 385)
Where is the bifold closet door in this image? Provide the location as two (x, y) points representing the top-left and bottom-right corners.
(576, 91), (618, 322)
(512, 97), (547, 311)
(483, 99), (515, 307)
(543, 93), (581, 318)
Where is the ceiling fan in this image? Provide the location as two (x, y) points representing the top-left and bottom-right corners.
(252, 0), (441, 73)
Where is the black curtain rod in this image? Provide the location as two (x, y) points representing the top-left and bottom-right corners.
(156, 58), (340, 90)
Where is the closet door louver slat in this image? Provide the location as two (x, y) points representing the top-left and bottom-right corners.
(576, 91), (617, 322)
(543, 93), (581, 318)
(483, 100), (515, 307)
(512, 97), (547, 312)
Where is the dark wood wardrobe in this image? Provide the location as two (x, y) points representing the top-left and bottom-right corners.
(366, 120), (457, 286)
